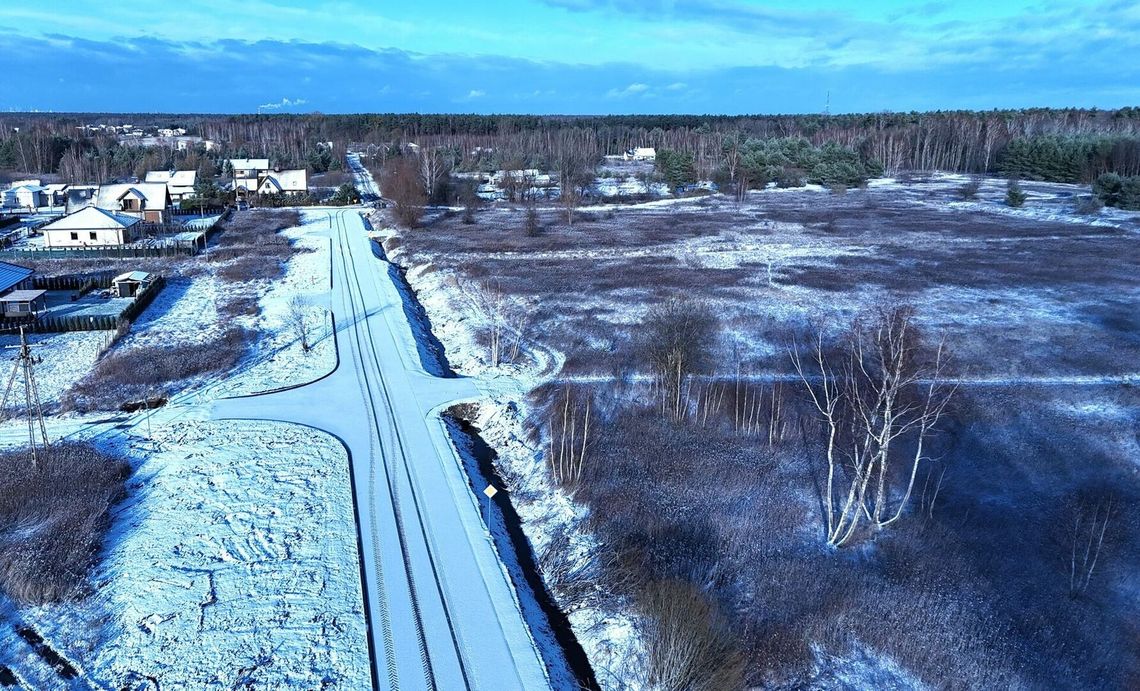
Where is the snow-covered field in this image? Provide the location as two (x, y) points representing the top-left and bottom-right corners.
(382, 176), (1140, 687)
(0, 416), (369, 689)
(0, 210), (364, 688)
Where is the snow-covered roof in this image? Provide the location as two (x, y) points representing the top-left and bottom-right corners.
(260, 169), (308, 192)
(113, 270), (151, 283)
(0, 289), (46, 303)
(42, 183), (69, 193)
(12, 184), (46, 193)
(146, 170), (196, 187)
(41, 206), (142, 232)
(96, 183), (170, 211)
(0, 261), (33, 295)
(230, 158), (270, 170)
(5, 179), (41, 190)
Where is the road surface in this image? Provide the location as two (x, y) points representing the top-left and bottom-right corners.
(213, 208), (549, 690)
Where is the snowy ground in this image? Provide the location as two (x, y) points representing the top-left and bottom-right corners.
(0, 210), (363, 688)
(383, 175), (1140, 687)
(0, 416), (369, 689)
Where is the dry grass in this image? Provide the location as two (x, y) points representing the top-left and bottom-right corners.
(64, 327), (255, 411)
(0, 442), (131, 604)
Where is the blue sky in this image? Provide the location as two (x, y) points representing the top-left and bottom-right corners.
(1, 0), (1137, 114)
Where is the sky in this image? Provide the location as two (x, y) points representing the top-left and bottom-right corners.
(0, 0), (1137, 114)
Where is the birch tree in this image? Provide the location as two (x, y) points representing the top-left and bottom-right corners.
(791, 307), (955, 548)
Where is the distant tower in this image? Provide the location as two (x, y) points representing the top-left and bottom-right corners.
(825, 91), (831, 117)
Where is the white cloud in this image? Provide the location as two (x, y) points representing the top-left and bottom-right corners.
(606, 82), (650, 98)
(467, 89), (486, 98)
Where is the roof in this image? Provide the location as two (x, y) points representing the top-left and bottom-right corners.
(41, 206), (142, 232)
(96, 183), (170, 212)
(260, 169), (308, 192)
(229, 158), (270, 170)
(0, 261), (33, 294)
(113, 271), (151, 283)
(13, 184), (46, 193)
(0, 289), (46, 303)
(145, 170), (196, 187)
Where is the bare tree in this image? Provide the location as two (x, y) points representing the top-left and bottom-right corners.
(558, 152), (595, 227)
(380, 157), (426, 228)
(1066, 491), (1116, 598)
(460, 279), (532, 367)
(791, 307), (955, 548)
(642, 298), (719, 419)
(417, 147), (452, 204)
(548, 389), (591, 494)
(285, 296), (314, 353)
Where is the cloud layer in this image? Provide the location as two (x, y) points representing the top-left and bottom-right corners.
(0, 0), (1137, 114)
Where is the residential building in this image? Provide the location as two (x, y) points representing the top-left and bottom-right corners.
(95, 183), (172, 222)
(145, 170), (198, 202)
(40, 206), (143, 248)
(256, 169), (309, 196)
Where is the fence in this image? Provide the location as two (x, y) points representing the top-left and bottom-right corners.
(32, 271), (115, 292)
(0, 275), (167, 334)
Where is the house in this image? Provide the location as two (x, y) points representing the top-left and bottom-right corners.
(95, 183), (172, 222)
(0, 261), (40, 318)
(0, 261), (35, 295)
(0, 290), (47, 318)
(145, 170), (198, 202)
(625, 147), (657, 162)
(6, 184), (47, 210)
(256, 169), (308, 196)
(41, 183), (69, 209)
(111, 270), (152, 298)
(229, 158), (270, 196)
(65, 185), (100, 214)
(40, 206), (143, 248)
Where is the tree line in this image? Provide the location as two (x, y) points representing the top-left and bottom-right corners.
(4, 108), (1140, 184)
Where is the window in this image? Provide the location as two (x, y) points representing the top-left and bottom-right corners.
(70, 232), (78, 240)
(89, 232), (98, 240)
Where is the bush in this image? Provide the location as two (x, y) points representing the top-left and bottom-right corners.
(638, 580), (746, 691)
(958, 177), (982, 200)
(640, 297), (719, 384)
(1075, 195), (1105, 215)
(0, 443), (130, 604)
(1092, 172), (1140, 210)
(1005, 179), (1028, 208)
(65, 326), (255, 411)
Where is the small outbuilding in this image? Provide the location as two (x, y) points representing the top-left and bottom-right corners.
(112, 271), (152, 298)
(0, 289), (47, 318)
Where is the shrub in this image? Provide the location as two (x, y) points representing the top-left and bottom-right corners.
(1092, 172), (1140, 210)
(638, 580), (746, 691)
(0, 443), (131, 604)
(1075, 195), (1105, 215)
(65, 326), (256, 411)
(958, 177), (982, 200)
(640, 297), (719, 387)
(1005, 179), (1028, 207)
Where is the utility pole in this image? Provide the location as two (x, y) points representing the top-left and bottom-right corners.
(2, 327), (50, 468)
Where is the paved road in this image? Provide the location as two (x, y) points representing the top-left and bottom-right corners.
(213, 209), (549, 690)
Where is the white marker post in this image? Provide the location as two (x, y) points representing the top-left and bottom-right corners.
(482, 484), (498, 535)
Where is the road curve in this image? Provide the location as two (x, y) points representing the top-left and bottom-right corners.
(212, 209), (551, 691)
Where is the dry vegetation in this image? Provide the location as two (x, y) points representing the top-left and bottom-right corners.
(0, 443), (130, 604)
(398, 182), (1140, 687)
(63, 209), (302, 411)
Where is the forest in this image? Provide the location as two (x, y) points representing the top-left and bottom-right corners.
(3, 108), (1140, 187)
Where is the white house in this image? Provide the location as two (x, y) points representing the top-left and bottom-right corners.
(95, 183), (172, 223)
(256, 169), (308, 196)
(40, 206), (143, 248)
(624, 147), (657, 162)
(229, 158), (271, 195)
(145, 170), (198, 202)
(3, 184), (46, 210)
